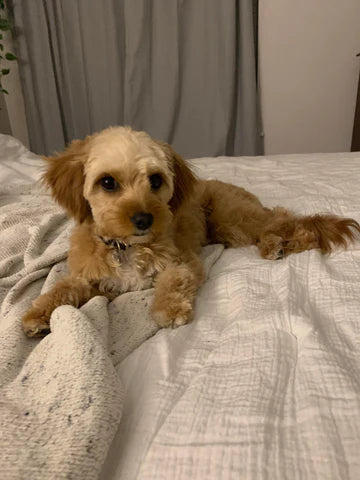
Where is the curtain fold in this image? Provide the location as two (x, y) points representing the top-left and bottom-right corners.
(11, 0), (262, 158)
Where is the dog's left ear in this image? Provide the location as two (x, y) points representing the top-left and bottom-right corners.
(155, 140), (197, 211)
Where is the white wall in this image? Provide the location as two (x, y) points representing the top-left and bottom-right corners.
(259, 0), (360, 155)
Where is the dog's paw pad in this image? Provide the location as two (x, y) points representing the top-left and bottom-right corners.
(22, 309), (51, 338)
(151, 309), (193, 329)
(259, 234), (287, 260)
(23, 323), (51, 338)
(172, 316), (189, 329)
(151, 310), (171, 328)
(275, 247), (285, 260)
(262, 247), (284, 261)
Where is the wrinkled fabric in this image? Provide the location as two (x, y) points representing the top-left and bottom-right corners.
(103, 152), (360, 480)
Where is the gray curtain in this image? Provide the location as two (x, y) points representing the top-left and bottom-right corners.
(11, 0), (262, 158)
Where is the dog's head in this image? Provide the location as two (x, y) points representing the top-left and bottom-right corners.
(43, 126), (197, 244)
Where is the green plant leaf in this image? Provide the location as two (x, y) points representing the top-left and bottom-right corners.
(0, 34), (3, 40)
(0, 87), (8, 94)
(1, 68), (9, 75)
(0, 18), (10, 31)
(5, 52), (17, 61)
(0, 44), (3, 51)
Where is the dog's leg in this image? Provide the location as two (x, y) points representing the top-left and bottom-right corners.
(22, 277), (100, 337)
(151, 256), (204, 328)
(201, 179), (268, 248)
(257, 208), (360, 259)
(201, 180), (360, 258)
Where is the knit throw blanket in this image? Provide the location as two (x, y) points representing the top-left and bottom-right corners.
(0, 179), (222, 479)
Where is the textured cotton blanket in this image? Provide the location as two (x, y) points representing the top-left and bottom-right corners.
(0, 177), (222, 479)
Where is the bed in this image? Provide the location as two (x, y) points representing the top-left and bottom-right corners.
(0, 133), (360, 480)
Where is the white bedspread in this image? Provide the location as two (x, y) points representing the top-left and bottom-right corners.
(1, 134), (360, 479)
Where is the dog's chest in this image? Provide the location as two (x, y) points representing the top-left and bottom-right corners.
(99, 247), (159, 296)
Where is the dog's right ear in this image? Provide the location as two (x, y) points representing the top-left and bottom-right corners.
(43, 138), (91, 223)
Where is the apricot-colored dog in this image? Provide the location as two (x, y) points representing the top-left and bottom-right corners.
(22, 127), (360, 337)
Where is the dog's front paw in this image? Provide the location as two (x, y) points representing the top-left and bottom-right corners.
(151, 294), (194, 329)
(22, 308), (51, 338)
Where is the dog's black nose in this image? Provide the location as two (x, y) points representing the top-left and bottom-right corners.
(130, 212), (153, 230)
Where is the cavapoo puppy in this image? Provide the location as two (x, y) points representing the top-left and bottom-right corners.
(22, 127), (360, 336)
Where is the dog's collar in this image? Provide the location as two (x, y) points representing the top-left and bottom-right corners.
(98, 235), (129, 251)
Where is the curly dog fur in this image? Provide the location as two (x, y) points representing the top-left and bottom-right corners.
(22, 126), (360, 337)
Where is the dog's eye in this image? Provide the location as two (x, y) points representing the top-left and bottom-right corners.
(100, 176), (119, 192)
(149, 174), (162, 190)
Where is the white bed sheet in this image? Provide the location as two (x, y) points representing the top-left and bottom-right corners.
(1, 134), (360, 479)
(0, 134), (43, 185)
(102, 153), (360, 479)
